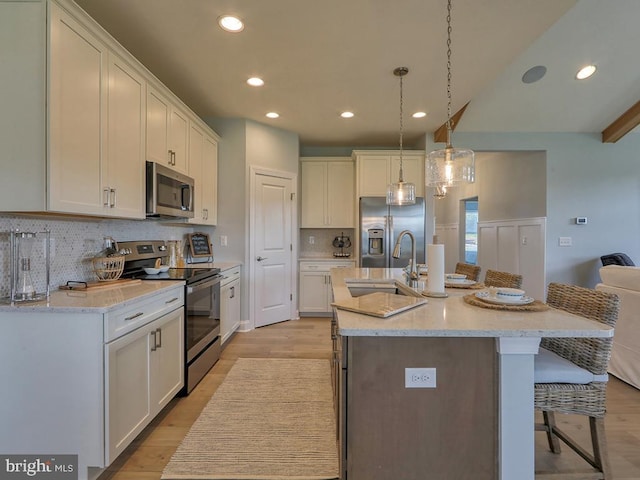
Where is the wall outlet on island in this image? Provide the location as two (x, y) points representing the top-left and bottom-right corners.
(405, 368), (436, 388)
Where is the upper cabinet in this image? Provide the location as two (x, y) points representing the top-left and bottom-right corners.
(49, 3), (145, 218)
(0, 0), (217, 220)
(146, 86), (189, 175)
(188, 123), (219, 225)
(300, 158), (355, 228)
(354, 150), (425, 198)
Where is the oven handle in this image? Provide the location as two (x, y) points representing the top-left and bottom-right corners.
(187, 276), (222, 294)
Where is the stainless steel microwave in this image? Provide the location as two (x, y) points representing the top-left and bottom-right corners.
(146, 161), (195, 218)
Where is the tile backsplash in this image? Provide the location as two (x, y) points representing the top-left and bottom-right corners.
(0, 214), (211, 299)
(299, 228), (355, 258)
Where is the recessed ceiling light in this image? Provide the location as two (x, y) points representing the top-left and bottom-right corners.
(247, 77), (264, 87)
(412, 111), (427, 118)
(218, 15), (244, 33)
(265, 112), (279, 119)
(576, 64), (597, 80)
(340, 111), (354, 118)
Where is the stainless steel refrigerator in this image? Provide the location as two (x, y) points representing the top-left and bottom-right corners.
(359, 197), (425, 268)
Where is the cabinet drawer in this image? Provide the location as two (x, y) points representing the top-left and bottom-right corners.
(221, 267), (241, 286)
(300, 261), (355, 272)
(105, 287), (184, 342)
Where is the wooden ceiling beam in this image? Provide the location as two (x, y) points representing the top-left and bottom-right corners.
(602, 99), (640, 143)
(433, 102), (470, 144)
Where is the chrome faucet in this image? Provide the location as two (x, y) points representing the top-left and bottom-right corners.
(392, 230), (418, 281)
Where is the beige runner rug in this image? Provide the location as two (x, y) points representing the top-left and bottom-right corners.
(162, 358), (339, 480)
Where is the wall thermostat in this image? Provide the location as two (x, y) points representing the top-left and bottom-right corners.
(575, 217), (588, 225)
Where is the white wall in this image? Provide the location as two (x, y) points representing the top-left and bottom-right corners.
(425, 132), (640, 288)
(205, 118), (300, 325)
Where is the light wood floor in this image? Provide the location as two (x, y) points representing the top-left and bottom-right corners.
(98, 317), (640, 480)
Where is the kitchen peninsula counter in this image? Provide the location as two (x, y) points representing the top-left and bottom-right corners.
(331, 268), (613, 480)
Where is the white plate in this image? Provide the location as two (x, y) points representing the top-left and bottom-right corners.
(445, 279), (477, 287)
(475, 291), (535, 305)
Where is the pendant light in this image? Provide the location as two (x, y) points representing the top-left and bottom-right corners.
(426, 0), (475, 195)
(386, 67), (416, 206)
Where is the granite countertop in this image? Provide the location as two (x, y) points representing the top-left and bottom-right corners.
(299, 256), (355, 262)
(0, 280), (184, 314)
(192, 261), (242, 271)
(331, 268), (614, 339)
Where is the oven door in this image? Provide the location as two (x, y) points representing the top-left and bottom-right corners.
(186, 275), (221, 363)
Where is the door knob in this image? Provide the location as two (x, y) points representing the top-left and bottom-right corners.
(256, 256), (268, 262)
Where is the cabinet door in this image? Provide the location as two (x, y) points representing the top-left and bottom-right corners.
(391, 154), (424, 197)
(188, 123), (205, 223)
(49, 3), (107, 215)
(146, 86), (170, 165)
(150, 308), (184, 415)
(327, 161), (355, 227)
(202, 135), (218, 225)
(169, 107), (189, 174)
(300, 162), (327, 227)
(357, 155), (390, 196)
(106, 53), (145, 218)
(105, 322), (152, 464)
(299, 272), (330, 313)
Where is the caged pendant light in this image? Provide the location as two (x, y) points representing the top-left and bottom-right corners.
(426, 0), (475, 196)
(386, 67), (416, 206)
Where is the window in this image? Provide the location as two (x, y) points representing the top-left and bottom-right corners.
(463, 198), (478, 264)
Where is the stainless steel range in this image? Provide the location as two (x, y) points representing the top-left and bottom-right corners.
(118, 240), (221, 394)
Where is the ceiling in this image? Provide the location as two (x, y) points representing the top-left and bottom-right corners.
(74, 0), (640, 148)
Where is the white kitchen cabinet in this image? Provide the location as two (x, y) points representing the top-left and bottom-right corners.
(0, 0), (217, 219)
(188, 123), (219, 225)
(300, 158), (354, 228)
(48, 3), (107, 216)
(104, 52), (146, 217)
(353, 150), (425, 198)
(1, 0), (146, 218)
(0, 285), (184, 480)
(146, 85), (189, 175)
(299, 260), (355, 315)
(220, 265), (241, 343)
(106, 305), (183, 463)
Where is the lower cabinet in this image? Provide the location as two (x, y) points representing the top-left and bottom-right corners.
(220, 265), (242, 344)
(105, 306), (183, 463)
(299, 260), (355, 315)
(0, 285), (184, 480)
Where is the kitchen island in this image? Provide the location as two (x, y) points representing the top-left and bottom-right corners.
(331, 268), (613, 480)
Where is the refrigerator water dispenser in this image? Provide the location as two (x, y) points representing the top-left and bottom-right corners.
(367, 229), (385, 255)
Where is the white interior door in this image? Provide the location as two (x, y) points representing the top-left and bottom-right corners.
(253, 172), (294, 328)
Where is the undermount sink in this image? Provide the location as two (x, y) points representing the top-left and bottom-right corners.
(345, 279), (423, 298)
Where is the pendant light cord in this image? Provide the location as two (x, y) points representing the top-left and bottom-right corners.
(446, 0), (453, 149)
(399, 70), (405, 182)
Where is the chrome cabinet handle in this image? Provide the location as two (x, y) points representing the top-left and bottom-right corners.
(230, 286), (235, 299)
(103, 188), (110, 207)
(110, 188), (116, 208)
(156, 327), (162, 348)
(256, 256), (268, 262)
(165, 297), (179, 304)
(124, 312), (144, 321)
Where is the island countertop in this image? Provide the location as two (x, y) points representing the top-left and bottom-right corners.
(331, 267), (614, 339)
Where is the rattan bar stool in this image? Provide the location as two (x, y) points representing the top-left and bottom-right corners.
(535, 282), (619, 480)
(484, 269), (523, 289)
(454, 262), (481, 282)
